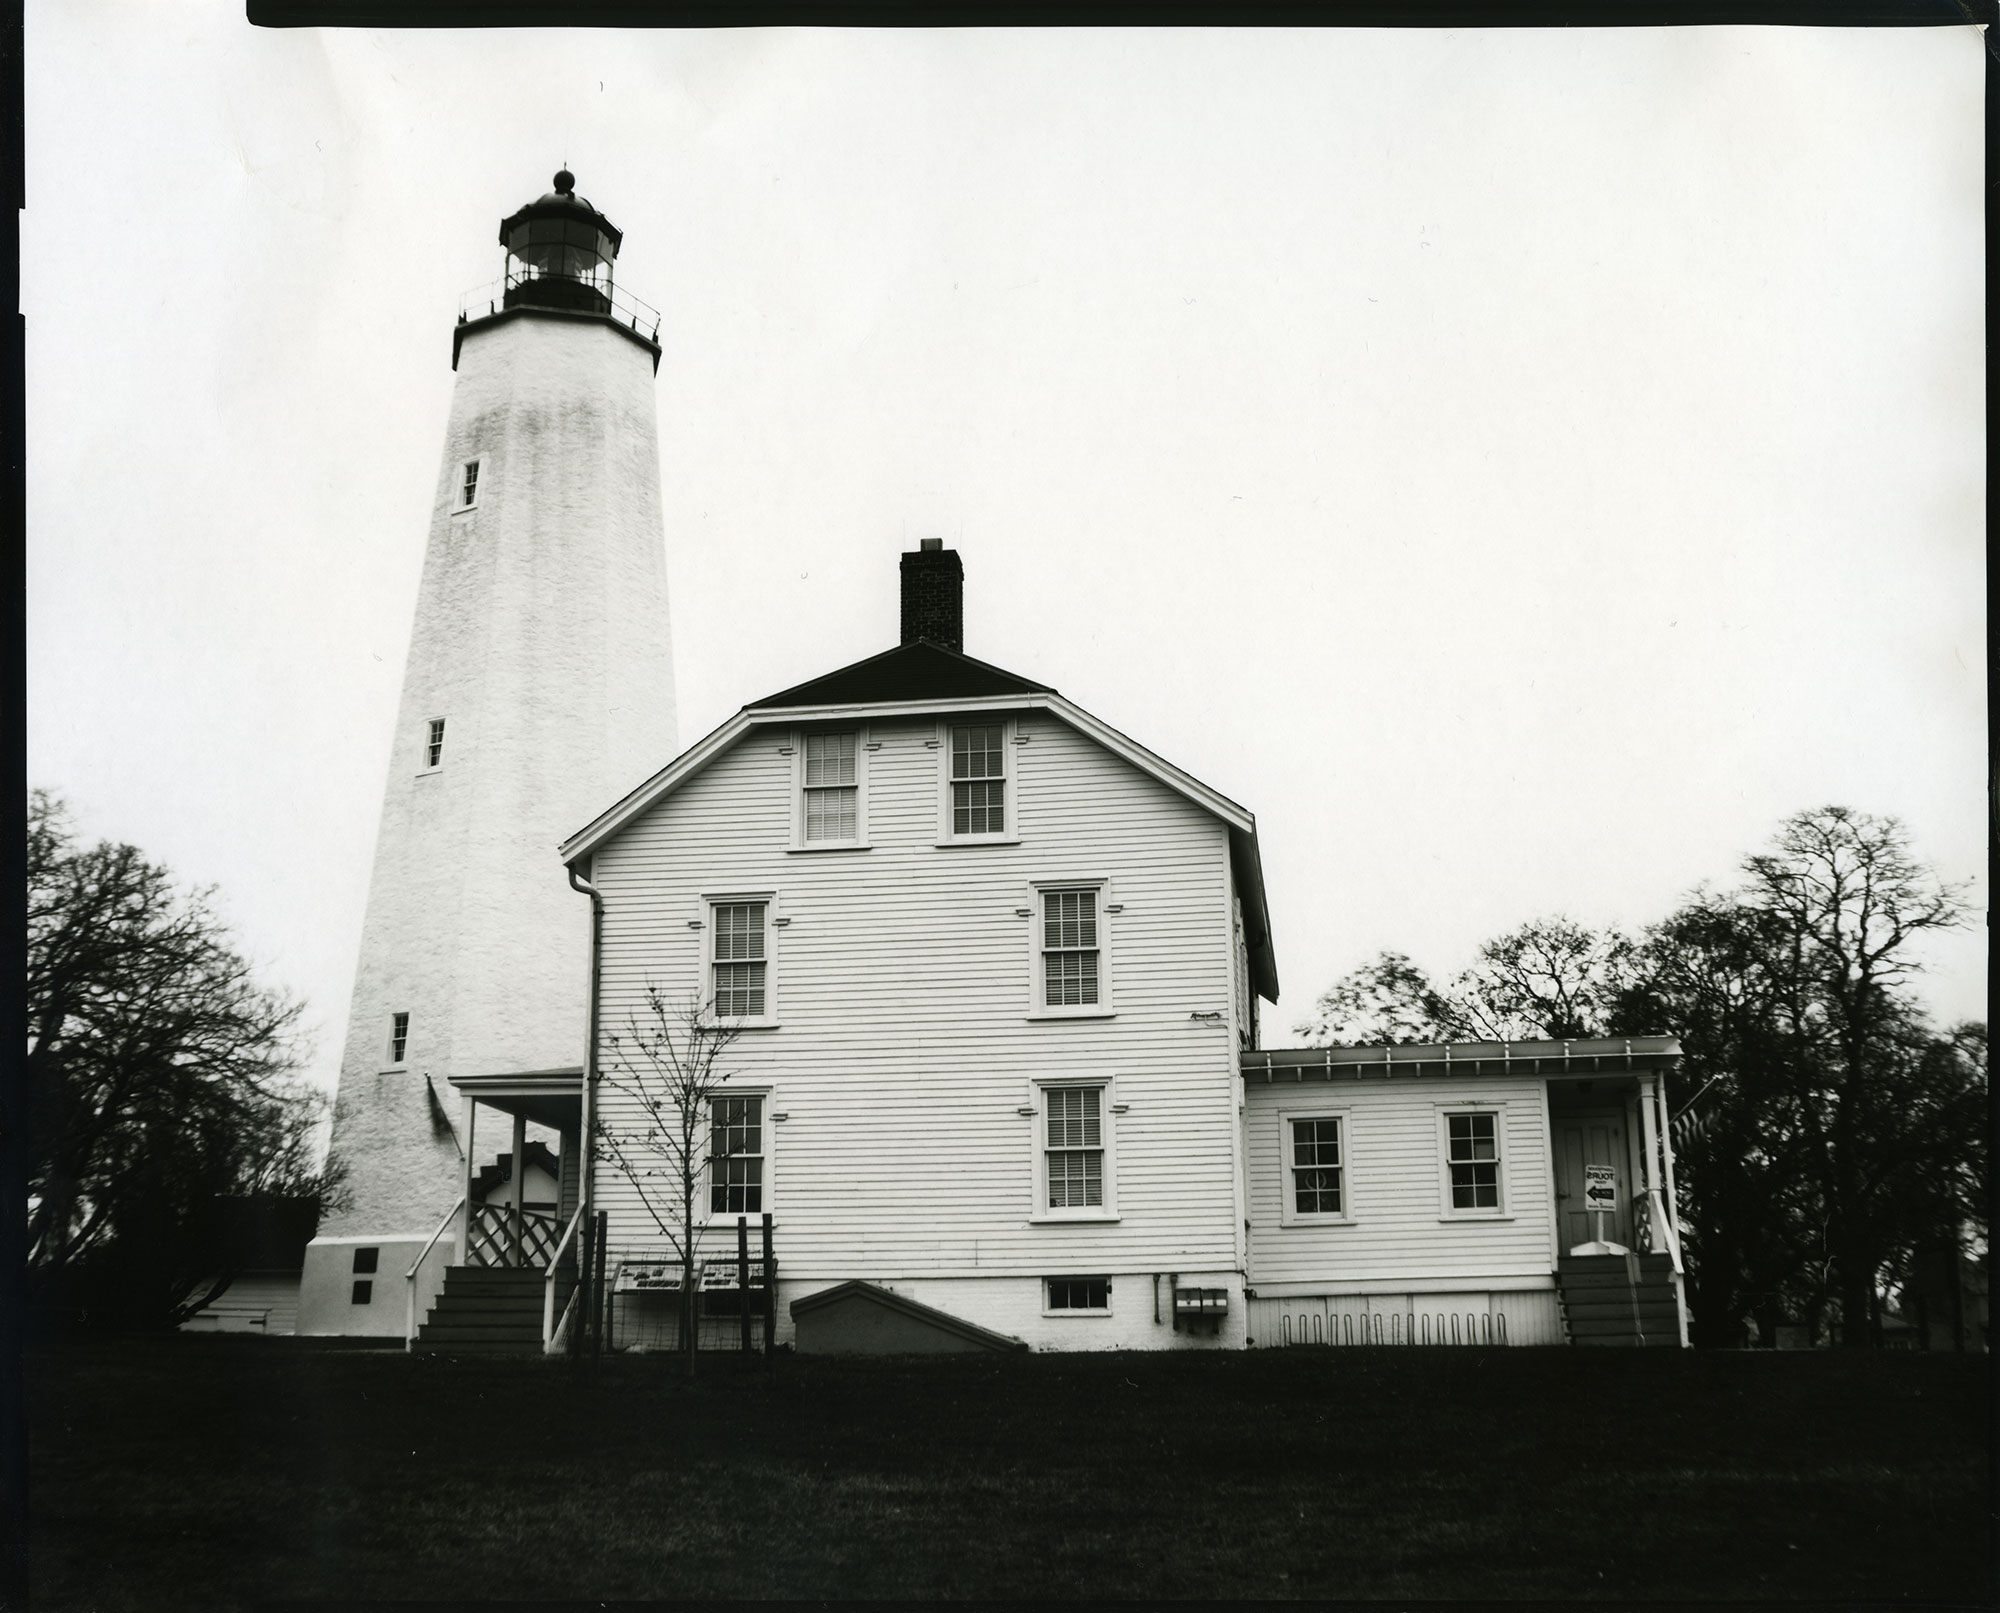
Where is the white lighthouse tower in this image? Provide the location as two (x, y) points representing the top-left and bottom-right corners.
(299, 172), (678, 1335)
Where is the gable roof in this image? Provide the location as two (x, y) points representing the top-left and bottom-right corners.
(561, 645), (1280, 1002)
(754, 641), (1055, 709)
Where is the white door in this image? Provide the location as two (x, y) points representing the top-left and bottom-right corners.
(1553, 1113), (1629, 1251)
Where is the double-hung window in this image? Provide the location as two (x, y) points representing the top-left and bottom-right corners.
(802, 731), (858, 842)
(709, 1094), (764, 1215)
(1034, 1080), (1116, 1219)
(425, 718), (446, 769)
(1037, 886), (1107, 1012)
(1443, 1110), (1504, 1213)
(1291, 1117), (1344, 1215)
(938, 719), (1015, 843)
(455, 457), (481, 512)
(951, 724), (1005, 834)
(388, 1011), (410, 1066)
(710, 901), (768, 1020)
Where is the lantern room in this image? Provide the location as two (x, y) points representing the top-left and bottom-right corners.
(498, 169), (623, 315)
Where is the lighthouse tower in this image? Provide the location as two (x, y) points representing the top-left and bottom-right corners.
(299, 173), (678, 1334)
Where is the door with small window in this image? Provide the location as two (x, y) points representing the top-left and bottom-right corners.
(1552, 1111), (1630, 1251)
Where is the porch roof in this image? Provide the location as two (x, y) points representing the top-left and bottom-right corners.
(447, 1066), (583, 1129)
(1243, 1036), (1681, 1085)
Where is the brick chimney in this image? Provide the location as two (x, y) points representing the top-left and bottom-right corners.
(899, 539), (963, 653)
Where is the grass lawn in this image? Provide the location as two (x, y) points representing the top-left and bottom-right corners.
(27, 1335), (1990, 1607)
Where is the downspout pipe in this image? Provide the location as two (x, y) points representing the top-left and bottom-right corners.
(568, 859), (604, 1336)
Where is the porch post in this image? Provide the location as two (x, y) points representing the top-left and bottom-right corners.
(1637, 1075), (1664, 1239)
(456, 1096), (476, 1263)
(510, 1109), (527, 1266)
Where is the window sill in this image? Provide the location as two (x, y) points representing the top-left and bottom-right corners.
(1043, 1309), (1116, 1318)
(379, 1066), (409, 1075)
(1026, 1009), (1116, 1022)
(935, 835), (1021, 848)
(415, 767), (441, 778)
(1438, 1212), (1515, 1223)
(449, 504), (479, 517)
(786, 841), (871, 854)
(1030, 1213), (1121, 1226)
(705, 1018), (781, 1032)
(1279, 1215), (1357, 1229)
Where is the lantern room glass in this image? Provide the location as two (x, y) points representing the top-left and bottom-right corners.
(503, 217), (617, 314)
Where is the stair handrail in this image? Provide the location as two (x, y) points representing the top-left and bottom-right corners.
(543, 1200), (589, 1348)
(405, 1196), (466, 1351)
(546, 1282), (582, 1356)
(1646, 1185), (1685, 1275)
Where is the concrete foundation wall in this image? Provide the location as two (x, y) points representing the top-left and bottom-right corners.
(299, 1233), (451, 1338)
(607, 1270), (1245, 1353)
(1245, 1286), (1563, 1348)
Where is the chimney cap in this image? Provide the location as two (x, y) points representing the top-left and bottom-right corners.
(919, 538), (942, 551)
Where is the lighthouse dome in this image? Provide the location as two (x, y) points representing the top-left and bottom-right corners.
(498, 169), (623, 315)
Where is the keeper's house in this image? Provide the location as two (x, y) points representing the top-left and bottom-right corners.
(535, 544), (1689, 1353)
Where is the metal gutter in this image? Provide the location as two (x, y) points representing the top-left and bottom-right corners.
(1242, 1036), (1682, 1083)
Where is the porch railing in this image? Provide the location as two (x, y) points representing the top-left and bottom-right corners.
(404, 1196), (464, 1351)
(466, 1201), (563, 1269)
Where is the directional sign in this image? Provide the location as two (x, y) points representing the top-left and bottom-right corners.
(1583, 1164), (1617, 1214)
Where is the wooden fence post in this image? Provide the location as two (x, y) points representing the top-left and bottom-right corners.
(593, 1211), (610, 1355)
(737, 1216), (752, 1353)
(761, 1212), (776, 1356)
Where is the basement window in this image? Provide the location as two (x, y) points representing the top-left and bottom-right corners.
(1046, 1277), (1111, 1313)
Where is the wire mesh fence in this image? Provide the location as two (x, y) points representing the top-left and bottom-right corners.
(603, 1227), (775, 1354)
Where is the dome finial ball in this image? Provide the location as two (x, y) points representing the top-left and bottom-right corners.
(553, 168), (575, 195)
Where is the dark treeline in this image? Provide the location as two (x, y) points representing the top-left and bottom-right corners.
(1297, 806), (1985, 1348)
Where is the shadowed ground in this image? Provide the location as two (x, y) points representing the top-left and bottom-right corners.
(27, 1336), (1990, 1606)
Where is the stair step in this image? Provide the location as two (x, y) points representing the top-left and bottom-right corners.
(411, 1341), (547, 1355)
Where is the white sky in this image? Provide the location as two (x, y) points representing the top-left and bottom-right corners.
(26, 15), (1987, 1100)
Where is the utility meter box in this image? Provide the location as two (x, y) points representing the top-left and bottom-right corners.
(1174, 1286), (1229, 1335)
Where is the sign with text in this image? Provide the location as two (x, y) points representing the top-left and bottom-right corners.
(1583, 1165), (1617, 1214)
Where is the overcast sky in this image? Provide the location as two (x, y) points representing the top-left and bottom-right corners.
(27, 16), (1986, 1099)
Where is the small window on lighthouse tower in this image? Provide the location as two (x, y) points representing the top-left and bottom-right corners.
(389, 1012), (410, 1065)
(426, 719), (446, 769)
(456, 458), (481, 512)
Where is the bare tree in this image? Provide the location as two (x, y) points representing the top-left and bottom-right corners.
(25, 790), (338, 1328)
(1297, 919), (1634, 1046)
(594, 986), (744, 1375)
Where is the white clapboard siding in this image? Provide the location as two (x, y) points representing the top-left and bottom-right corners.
(1245, 1075), (1556, 1290)
(180, 1272), (302, 1335)
(592, 711), (1244, 1279)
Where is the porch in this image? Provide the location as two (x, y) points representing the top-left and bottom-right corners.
(403, 1068), (594, 1354)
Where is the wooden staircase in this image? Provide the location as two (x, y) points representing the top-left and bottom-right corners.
(412, 1265), (575, 1356)
(1557, 1253), (1681, 1346)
